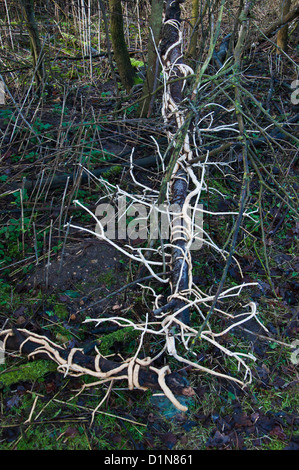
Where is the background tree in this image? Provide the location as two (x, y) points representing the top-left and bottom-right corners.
(108, 0), (137, 92)
(277, 0), (292, 52)
(187, 0), (200, 60)
(19, 0), (45, 89)
(256, 0), (299, 45)
(139, 0), (164, 117)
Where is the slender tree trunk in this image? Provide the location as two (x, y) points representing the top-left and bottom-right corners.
(108, 0), (137, 92)
(98, 0), (119, 94)
(277, 0), (292, 52)
(187, 0), (211, 62)
(256, 1), (298, 44)
(188, 0), (199, 59)
(139, 0), (164, 117)
(19, 0), (44, 88)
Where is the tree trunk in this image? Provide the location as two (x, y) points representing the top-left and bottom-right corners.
(108, 0), (137, 92)
(138, 0), (164, 117)
(159, 0), (193, 326)
(277, 0), (292, 52)
(1, 328), (191, 403)
(188, 0), (199, 59)
(256, 2), (299, 45)
(19, 0), (44, 88)
(98, 0), (119, 94)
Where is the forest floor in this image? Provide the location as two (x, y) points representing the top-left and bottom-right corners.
(0, 12), (298, 451)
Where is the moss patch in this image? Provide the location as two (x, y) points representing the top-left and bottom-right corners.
(0, 360), (57, 388)
(97, 327), (140, 356)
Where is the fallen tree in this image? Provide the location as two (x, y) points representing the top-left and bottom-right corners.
(1, 0), (274, 414)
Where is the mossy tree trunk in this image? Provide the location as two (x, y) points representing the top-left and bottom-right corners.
(277, 0), (292, 52)
(19, 0), (45, 88)
(138, 0), (164, 117)
(108, 0), (137, 92)
(98, 0), (119, 93)
(188, 0), (199, 59)
(187, 0), (211, 62)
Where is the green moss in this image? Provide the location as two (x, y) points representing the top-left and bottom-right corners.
(97, 269), (117, 288)
(6, 423), (90, 450)
(102, 165), (122, 179)
(97, 327), (140, 356)
(0, 360), (57, 388)
(263, 438), (285, 451)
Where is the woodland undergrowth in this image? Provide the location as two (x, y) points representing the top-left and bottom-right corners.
(0, 0), (298, 451)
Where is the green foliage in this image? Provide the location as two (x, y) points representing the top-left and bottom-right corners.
(32, 117), (53, 132)
(0, 108), (16, 124)
(0, 215), (31, 263)
(0, 280), (12, 306)
(44, 303), (69, 320)
(130, 58), (144, 68)
(13, 423), (90, 450)
(133, 75), (144, 85)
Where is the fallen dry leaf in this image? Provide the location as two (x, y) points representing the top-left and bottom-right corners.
(182, 386), (195, 397)
(112, 304), (122, 310)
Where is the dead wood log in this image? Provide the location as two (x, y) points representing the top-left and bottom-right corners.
(10, 154), (162, 192)
(0, 328), (191, 397)
(159, 0), (193, 325)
